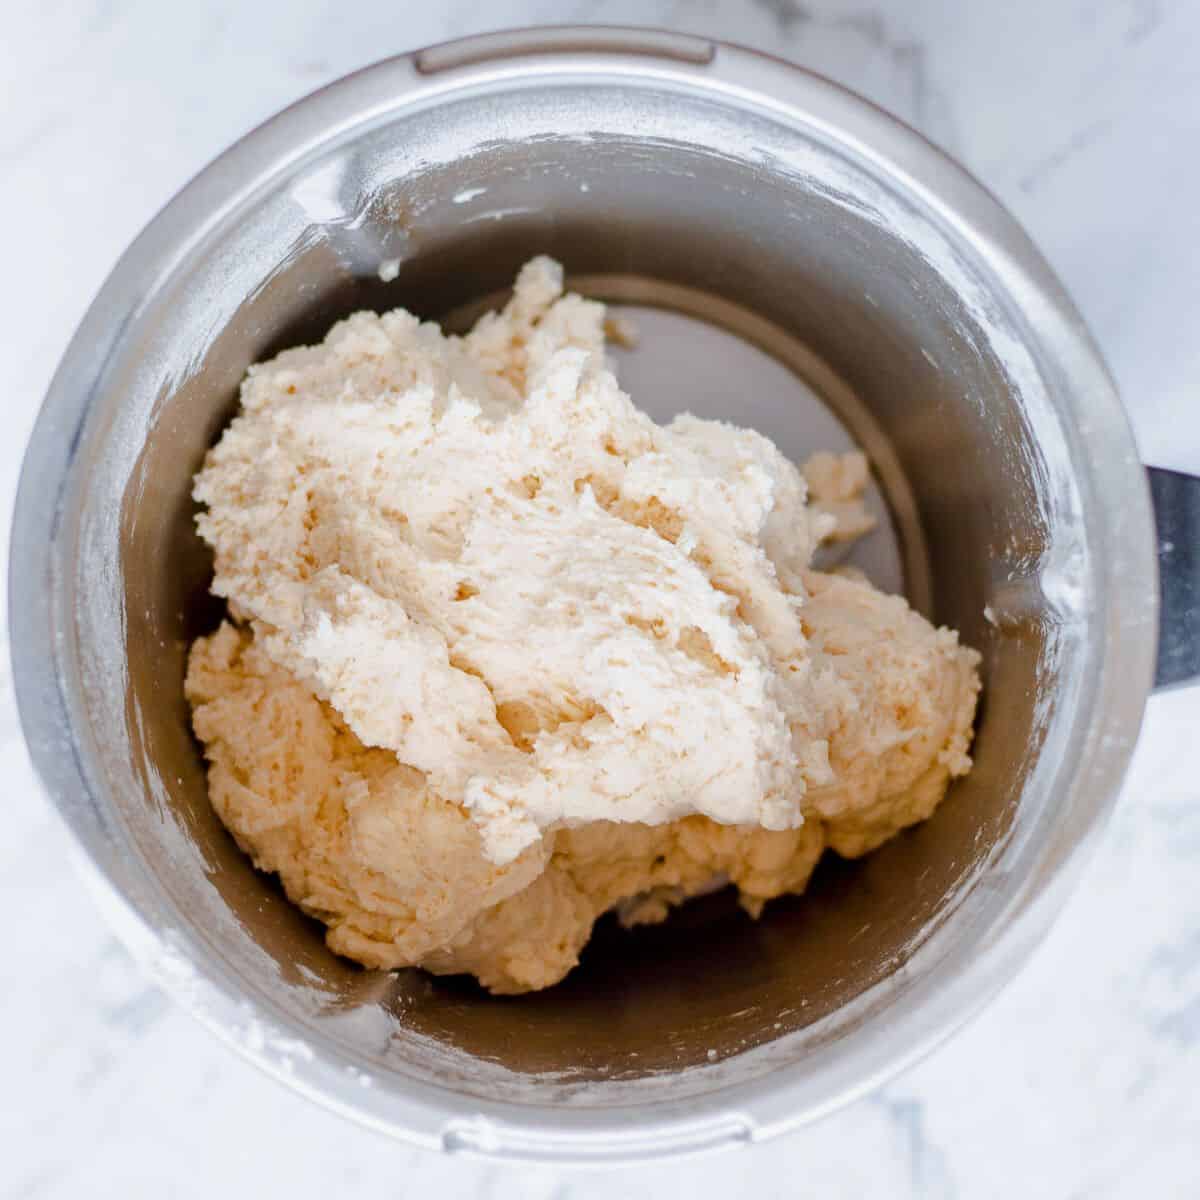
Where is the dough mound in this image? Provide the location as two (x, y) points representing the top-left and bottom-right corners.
(186, 257), (981, 994)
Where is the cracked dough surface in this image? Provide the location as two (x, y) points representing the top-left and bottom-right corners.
(186, 257), (981, 994)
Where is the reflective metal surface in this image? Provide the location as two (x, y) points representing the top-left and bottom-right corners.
(9, 28), (1163, 1162)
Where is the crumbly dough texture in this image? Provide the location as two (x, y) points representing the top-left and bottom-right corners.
(186, 257), (981, 994)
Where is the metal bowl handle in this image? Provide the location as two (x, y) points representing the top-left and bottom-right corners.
(1149, 467), (1200, 690)
(414, 26), (717, 75)
(440, 1111), (754, 1164)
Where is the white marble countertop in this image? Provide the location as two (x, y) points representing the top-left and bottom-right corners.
(3, 1), (1198, 1196)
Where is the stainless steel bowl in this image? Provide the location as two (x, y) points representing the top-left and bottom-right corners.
(11, 27), (1198, 1164)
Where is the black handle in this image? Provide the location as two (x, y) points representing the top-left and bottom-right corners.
(1150, 467), (1200, 691)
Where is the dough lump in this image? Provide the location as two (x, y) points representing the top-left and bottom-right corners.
(186, 257), (981, 994)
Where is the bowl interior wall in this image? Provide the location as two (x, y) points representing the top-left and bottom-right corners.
(73, 80), (1079, 1100)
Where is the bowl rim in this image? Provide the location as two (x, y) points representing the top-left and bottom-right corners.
(8, 25), (1159, 1163)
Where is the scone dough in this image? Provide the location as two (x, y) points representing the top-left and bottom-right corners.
(186, 258), (980, 994)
